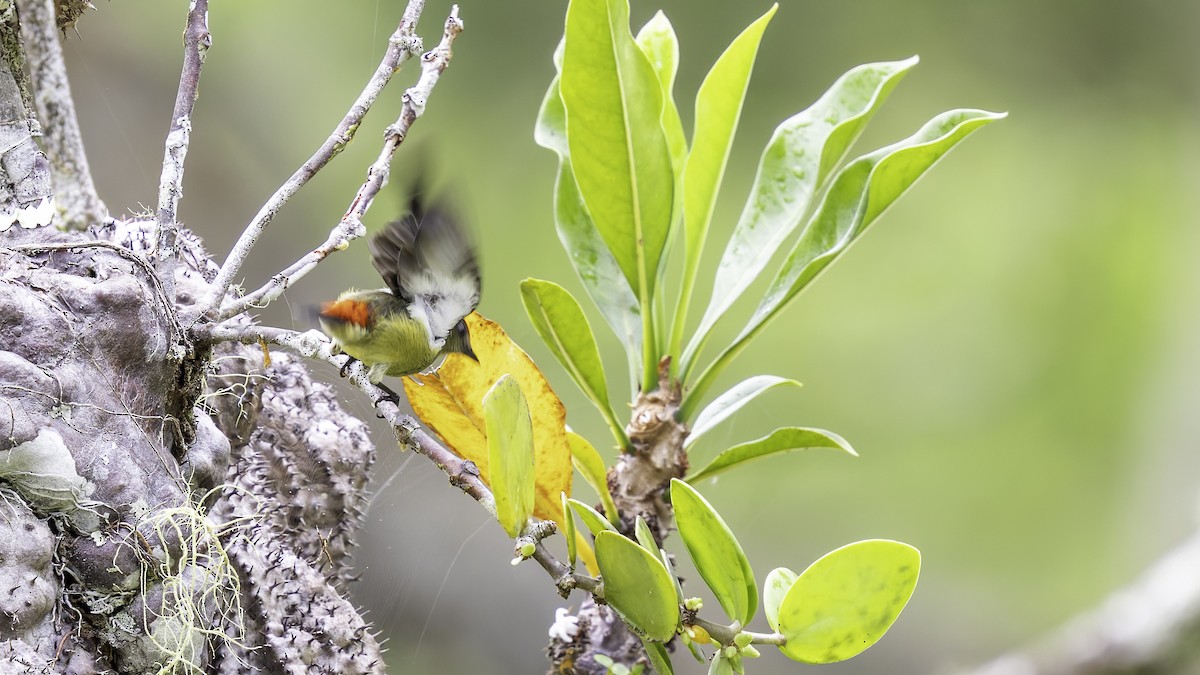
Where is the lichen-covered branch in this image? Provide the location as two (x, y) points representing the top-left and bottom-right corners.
(154, 0), (210, 301)
(217, 4), (464, 321)
(199, 0), (430, 322)
(0, 3), (53, 234)
(969, 529), (1200, 675)
(18, 0), (108, 230)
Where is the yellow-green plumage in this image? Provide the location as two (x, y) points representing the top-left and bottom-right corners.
(322, 290), (442, 378)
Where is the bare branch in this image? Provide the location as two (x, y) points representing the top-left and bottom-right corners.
(198, 0), (429, 321)
(154, 0), (210, 297)
(969, 529), (1200, 675)
(216, 5), (464, 322)
(18, 0), (108, 230)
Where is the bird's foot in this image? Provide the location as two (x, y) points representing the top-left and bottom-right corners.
(372, 383), (402, 413)
(339, 355), (360, 378)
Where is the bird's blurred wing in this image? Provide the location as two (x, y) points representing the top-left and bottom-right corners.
(369, 197), (480, 341)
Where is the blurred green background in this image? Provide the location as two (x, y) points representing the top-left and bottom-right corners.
(62, 1), (1200, 672)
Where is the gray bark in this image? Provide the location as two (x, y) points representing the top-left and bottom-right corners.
(1, 218), (383, 673)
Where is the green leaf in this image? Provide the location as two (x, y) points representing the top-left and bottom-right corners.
(687, 427), (857, 483)
(634, 515), (658, 552)
(535, 51), (642, 385)
(762, 567), (798, 633)
(672, 6), (776, 361)
(561, 492), (578, 570)
(567, 431), (620, 526)
(642, 637), (675, 675)
(635, 11), (686, 234)
(686, 108), (1005, 414)
(660, 547), (685, 606)
(683, 58), (919, 376)
(568, 497), (616, 536)
(686, 375), (802, 445)
(670, 478), (756, 624)
(596, 530), (680, 641)
(483, 375), (535, 538)
(635, 11), (687, 370)
(563, 0), (675, 392)
(562, 0), (674, 297)
(521, 279), (627, 448)
(777, 539), (920, 663)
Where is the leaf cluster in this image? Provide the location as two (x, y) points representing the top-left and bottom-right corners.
(407, 0), (1003, 671)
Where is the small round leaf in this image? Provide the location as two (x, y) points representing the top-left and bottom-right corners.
(762, 567), (798, 633)
(777, 539), (920, 663)
(595, 531), (679, 641)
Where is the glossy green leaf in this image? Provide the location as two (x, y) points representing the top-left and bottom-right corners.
(686, 108), (1005, 413)
(568, 497), (616, 536)
(762, 567), (798, 633)
(634, 515), (658, 552)
(683, 58), (918, 376)
(686, 375), (801, 445)
(687, 427), (857, 483)
(596, 530), (680, 641)
(749, 110), (1006, 340)
(561, 492), (578, 570)
(483, 375), (535, 538)
(670, 479), (756, 624)
(562, 0), (674, 300)
(635, 11), (686, 234)
(535, 49), (642, 384)
(777, 539), (920, 663)
(567, 431), (620, 525)
(672, 6), (776, 360)
(521, 279), (627, 447)
(636, 12), (686, 370)
(642, 637), (675, 674)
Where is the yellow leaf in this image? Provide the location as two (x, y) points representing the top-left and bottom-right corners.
(404, 313), (572, 522)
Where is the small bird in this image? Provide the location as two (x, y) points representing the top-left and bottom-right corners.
(318, 193), (480, 385)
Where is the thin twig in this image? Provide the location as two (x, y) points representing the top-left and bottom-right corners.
(155, 0), (211, 300)
(197, 0), (429, 322)
(531, 541), (602, 597)
(688, 616), (785, 648)
(18, 0), (108, 230)
(195, 322), (494, 513)
(217, 5), (464, 321)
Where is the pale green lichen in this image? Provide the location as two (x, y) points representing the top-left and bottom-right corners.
(0, 427), (93, 513)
